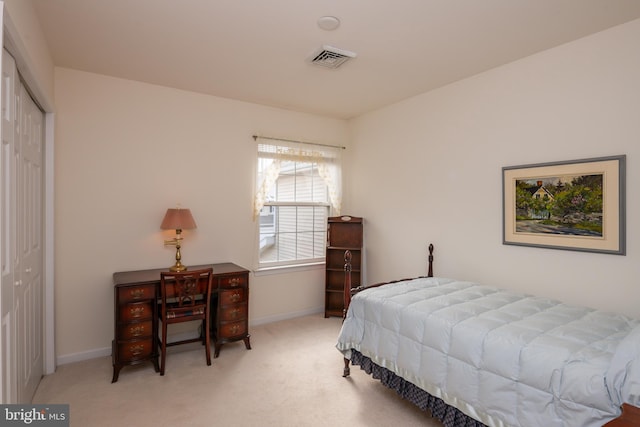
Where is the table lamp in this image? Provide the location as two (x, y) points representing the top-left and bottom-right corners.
(160, 207), (197, 271)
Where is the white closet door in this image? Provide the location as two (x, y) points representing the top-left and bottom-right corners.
(0, 47), (44, 404)
(1, 46), (17, 404)
(15, 80), (44, 403)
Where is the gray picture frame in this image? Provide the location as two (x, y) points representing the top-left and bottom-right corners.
(502, 155), (626, 255)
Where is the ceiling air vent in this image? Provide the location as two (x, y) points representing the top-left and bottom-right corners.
(309, 45), (357, 69)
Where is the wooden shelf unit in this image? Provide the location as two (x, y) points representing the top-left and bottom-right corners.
(325, 216), (362, 318)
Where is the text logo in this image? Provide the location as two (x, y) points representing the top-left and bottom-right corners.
(0, 405), (69, 426)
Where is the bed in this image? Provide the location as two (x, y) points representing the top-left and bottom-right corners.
(336, 245), (640, 427)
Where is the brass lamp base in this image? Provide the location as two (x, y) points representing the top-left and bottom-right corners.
(165, 235), (188, 272)
(169, 261), (187, 272)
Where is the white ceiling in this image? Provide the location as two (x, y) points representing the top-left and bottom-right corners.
(31, 0), (640, 119)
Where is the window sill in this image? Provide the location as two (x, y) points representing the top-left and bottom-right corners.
(254, 262), (325, 276)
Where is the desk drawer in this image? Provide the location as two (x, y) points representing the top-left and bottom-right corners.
(119, 301), (153, 322)
(219, 305), (247, 322)
(218, 320), (247, 339)
(219, 289), (246, 306)
(219, 274), (247, 289)
(118, 320), (153, 340)
(118, 285), (156, 303)
(117, 339), (154, 362)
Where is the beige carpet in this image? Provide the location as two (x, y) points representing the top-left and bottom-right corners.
(33, 314), (443, 427)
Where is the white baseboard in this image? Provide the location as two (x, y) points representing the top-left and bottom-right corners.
(249, 306), (324, 326)
(55, 307), (324, 366)
(57, 347), (112, 366)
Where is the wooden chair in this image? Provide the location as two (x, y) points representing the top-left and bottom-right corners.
(158, 268), (213, 375)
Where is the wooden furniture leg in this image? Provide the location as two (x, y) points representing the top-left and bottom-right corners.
(343, 357), (351, 377)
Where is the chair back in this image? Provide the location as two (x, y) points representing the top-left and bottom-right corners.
(160, 268), (213, 320)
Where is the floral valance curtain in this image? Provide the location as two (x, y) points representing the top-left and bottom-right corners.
(253, 137), (343, 220)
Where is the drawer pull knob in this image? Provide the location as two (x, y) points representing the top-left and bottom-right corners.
(230, 325), (240, 335)
(129, 325), (145, 336)
(230, 309), (240, 318)
(130, 307), (145, 317)
(229, 278), (240, 287)
(130, 289), (145, 299)
(130, 345), (144, 356)
(230, 293), (241, 302)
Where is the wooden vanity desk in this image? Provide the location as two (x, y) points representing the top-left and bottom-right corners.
(112, 262), (250, 382)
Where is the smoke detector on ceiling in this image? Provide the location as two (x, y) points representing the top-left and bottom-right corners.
(317, 16), (340, 31)
(309, 45), (357, 69)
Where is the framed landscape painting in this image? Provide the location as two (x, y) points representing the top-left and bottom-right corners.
(502, 155), (625, 255)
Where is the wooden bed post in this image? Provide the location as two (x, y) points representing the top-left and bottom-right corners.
(343, 250), (353, 377)
(343, 250), (353, 320)
(427, 243), (434, 277)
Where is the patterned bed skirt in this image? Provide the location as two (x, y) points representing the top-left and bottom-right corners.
(350, 350), (487, 427)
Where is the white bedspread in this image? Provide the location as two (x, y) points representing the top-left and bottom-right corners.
(336, 277), (640, 427)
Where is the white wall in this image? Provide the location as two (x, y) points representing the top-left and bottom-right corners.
(54, 68), (348, 361)
(347, 19), (640, 319)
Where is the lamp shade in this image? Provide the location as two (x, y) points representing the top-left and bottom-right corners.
(160, 208), (197, 230)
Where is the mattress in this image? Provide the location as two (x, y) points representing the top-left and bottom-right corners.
(336, 277), (640, 427)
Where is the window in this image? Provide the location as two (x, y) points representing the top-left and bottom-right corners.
(254, 139), (342, 268)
